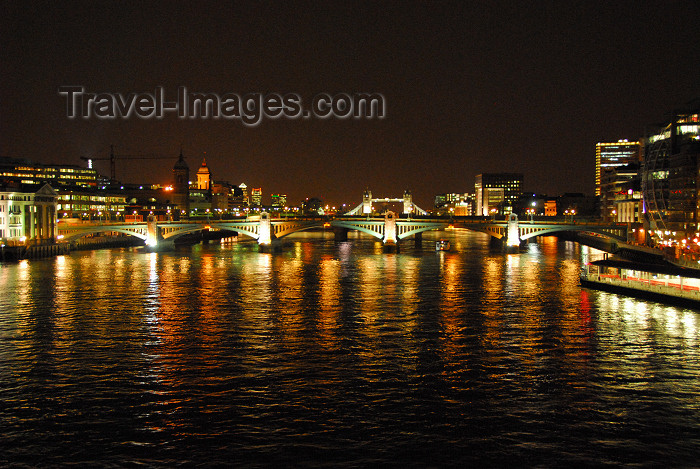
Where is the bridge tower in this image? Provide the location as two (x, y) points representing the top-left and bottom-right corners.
(403, 190), (413, 214)
(506, 213), (520, 249)
(363, 190), (372, 215)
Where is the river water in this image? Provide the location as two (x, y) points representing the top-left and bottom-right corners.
(1, 230), (699, 467)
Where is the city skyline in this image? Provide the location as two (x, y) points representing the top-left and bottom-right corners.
(2, 2), (700, 208)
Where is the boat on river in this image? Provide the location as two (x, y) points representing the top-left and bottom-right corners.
(436, 239), (450, 251)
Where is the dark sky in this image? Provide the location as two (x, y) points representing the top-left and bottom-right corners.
(2, 1), (699, 208)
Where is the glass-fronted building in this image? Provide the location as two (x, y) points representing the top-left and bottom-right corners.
(642, 101), (700, 237)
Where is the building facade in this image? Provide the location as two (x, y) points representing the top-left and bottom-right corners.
(251, 188), (262, 207)
(0, 156), (98, 187)
(642, 101), (700, 236)
(475, 173), (522, 216)
(0, 183), (58, 244)
(595, 140), (642, 196)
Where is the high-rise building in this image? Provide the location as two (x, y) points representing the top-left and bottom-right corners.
(251, 187), (262, 207)
(475, 173), (523, 216)
(642, 100), (700, 235)
(238, 183), (249, 207)
(595, 140), (642, 196)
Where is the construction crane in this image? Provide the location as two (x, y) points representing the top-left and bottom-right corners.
(80, 145), (178, 181)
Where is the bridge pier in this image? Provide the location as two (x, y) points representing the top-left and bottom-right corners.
(504, 214), (521, 253)
(414, 231), (422, 248)
(143, 217), (175, 251)
(257, 212), (274, 246)
(333, 227), (349, 242)
(383, 211), (399, 252)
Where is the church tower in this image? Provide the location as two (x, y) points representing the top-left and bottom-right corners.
(196, 158), (211, 190)
(172, 149), (190, 215)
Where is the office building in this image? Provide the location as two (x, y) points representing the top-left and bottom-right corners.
(270, 194), (287, 208)
(595, 140), (642, 196)
(475, 173), (522, 216)
(251, 188), (262, 207)
(1, 156), (99, 187)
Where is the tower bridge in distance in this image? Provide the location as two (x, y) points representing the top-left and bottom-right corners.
(57, 211), (633, 254)
(345, 190), (430, 216)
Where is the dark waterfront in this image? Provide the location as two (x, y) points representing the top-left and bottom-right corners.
(1, 230), (699, 467)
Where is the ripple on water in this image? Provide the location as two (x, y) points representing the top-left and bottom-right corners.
(1, 234), (699, 467)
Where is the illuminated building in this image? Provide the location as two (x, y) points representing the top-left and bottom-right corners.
(251, 187), (262, 207)
(434, 193), (474, 215)
(600, 163), (640, 222)
(239, 183), (249, 207)
(544, 199), (557, 216)
(475, 173), (522, 216)
(642, 100), (700, 235)
(0, 182), (57, 243)
(270, 194), (287, 208)
(196, 158), (211, 190)
(595, 140), (641, 196)
(0, 156), (98, 187)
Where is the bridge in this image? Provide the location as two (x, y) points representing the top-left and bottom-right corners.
(57, 212), (630, 252)
(345, 190), (429, 216)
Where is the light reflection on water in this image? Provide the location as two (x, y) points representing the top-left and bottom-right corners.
(1, 230), (699, 467)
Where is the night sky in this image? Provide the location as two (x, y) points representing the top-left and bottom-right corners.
(2, 1), (699, 208)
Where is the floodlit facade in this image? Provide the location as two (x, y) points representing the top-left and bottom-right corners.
(196, 159), (211, 190)
(0, 183), (58, 244)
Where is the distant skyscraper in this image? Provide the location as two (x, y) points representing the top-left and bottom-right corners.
(238, 183), (248, 206)
(251, 187), (262, 207)
(595, 140), (641, 196)
(475, 173), (523, 216)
